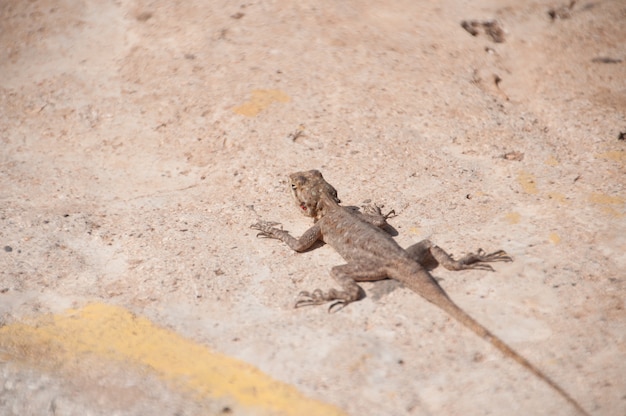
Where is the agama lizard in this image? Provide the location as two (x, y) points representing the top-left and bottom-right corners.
(251, 169), (589, 415)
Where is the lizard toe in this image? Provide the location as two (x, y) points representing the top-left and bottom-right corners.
(486, 250), (513, 262)
(468, 263), (496, 272)
(294, 289), (327, 308)
(328, 300), (354, 313)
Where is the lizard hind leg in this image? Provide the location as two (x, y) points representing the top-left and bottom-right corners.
(405, 240), (512, 272)
(295, 262), (387, 312)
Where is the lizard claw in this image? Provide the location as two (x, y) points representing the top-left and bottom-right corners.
(361, 203), (396, 220)
(250, 221), (281, 230)
(466, 263), (496, 272)
(458, 249), (513, 271)
(475, 249), (513, 263)
(294, 290), (325, 308)
(250, 221), (283, 239)
(294, 290), (353, 312)
(328, 300), (348, 313)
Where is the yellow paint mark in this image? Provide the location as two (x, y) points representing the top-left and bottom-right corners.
(505, 212), (521, 224)
(588, 192), (624, 205)
(232, 89), (291, 117)
(588, 192), (625, 217)
(0, 303), (346, 416)
(517, 171), (538, 194)
(546, 192), (567, 204)
(595, 150), (626, 162)
(549, 233), (561, 244)
(544, 156), (559, 166)
(408, 226), (421, 235)
(598, 206), (625, 217)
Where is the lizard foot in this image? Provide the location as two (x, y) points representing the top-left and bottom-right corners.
(458, 249), (513, 271)
(359, 203), (396, 229)
(295, 290), (353, 313)
(361, 203), (396, 220)
(294, 289), (327, 308)
(250, 221), (283, 239)
(383, 208), (396, 220)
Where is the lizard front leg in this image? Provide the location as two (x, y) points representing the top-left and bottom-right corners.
(251, 220), (322, 252)
(405, 240), (512, 271)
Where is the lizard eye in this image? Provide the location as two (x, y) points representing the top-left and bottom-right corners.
(291, 183), (297, 190)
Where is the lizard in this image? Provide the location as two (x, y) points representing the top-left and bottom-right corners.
(251, 169), (589, 416)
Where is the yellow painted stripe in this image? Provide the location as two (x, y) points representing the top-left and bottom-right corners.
(0, 303), (346, 416)
(232, 89), (291, 116)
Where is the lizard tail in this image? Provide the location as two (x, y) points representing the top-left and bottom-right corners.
(432, 296), (590, 416)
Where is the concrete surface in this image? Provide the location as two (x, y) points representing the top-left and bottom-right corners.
(1, 0), (624, 415)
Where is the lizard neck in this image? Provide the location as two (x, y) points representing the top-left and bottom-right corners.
(316, 192), (341, 219)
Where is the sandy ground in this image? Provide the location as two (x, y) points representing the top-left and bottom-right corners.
(1, 0), (625, 415)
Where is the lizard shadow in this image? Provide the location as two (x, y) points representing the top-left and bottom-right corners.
(299, 239), (326, 253)
(380, 224), (399, 236)
(368, 275), (446, 301)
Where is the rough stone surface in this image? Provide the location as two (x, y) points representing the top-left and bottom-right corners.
(1, 0), (624, 415)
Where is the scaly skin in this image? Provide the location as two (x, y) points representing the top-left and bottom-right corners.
(251, 169), (589, 416)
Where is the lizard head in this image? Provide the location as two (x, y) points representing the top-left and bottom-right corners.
(288, 170), (340, 219)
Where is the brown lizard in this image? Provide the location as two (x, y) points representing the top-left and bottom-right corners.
(251, 169), (589, 416)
